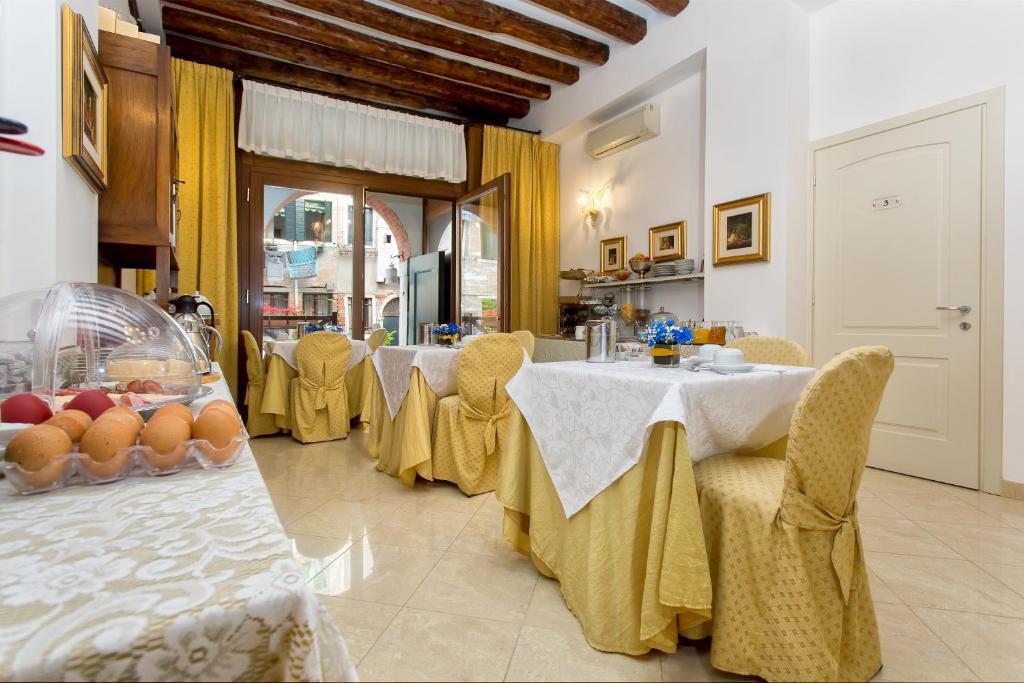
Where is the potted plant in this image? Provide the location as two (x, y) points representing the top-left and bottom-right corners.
(432, 322), (460, 346)
(644, 320), (693, 367)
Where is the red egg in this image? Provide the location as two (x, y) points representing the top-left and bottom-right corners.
(0, 393), (53, 425)
(64, 390), (117, 420)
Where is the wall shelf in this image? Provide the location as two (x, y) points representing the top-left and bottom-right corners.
(582, 272), (704, 288)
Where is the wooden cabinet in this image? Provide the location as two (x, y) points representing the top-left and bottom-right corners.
(98, 30), (177, 307)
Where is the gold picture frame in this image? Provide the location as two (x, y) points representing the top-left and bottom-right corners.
(712, 192), (771, 266)
(62, 4), (108, 192)
(648, 221), (686, 262)
(599, 236), (626, 273)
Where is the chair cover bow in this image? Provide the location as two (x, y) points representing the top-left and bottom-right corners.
(459, 397), (513, 455)
(778, 487), (860, 604)
(299, 369), (344, 410)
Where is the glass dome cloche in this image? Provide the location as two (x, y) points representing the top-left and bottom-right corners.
(0, 282), (203, 408)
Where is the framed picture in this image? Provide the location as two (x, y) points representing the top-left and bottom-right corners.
(62, 4), (108, 192)
(648, 221), (686, 262)
(600, 236), (626, 273)
(712, 192), (771, 265)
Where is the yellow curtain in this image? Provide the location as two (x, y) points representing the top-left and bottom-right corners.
(135, 269), (155, 296)
(172, 59), (239, 397)
(481, 127), (559, 335)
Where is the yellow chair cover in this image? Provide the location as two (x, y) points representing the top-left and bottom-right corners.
(366, 328), (388, 351)
(692, 346), (893, 682)
(511, 330), (535, 360)
(288, 332), (352, 444)
(433, 334), (525, 495)
(724, 336), (811, 366)
(241, 330), (279, 437)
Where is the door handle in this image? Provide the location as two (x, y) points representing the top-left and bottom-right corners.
(936, 305), (971, 314)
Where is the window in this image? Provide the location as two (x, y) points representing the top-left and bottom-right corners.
(264, 292), (289, 309)
(274, 199), (333, 242)
(347, 207), (375, 247)
(303, 293), (333, 317)
(363, 297), (373, 332)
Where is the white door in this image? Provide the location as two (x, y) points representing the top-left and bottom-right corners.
(812, 106), (982, 488)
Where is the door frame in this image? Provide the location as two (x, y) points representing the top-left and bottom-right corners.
(809, 87), (1005, 494)
(454, 173), (512, 332)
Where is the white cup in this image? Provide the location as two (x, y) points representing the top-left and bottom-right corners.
(697, 344), (722, 361)
(575, 325), (586, 341)
(714, 347), (745, 367)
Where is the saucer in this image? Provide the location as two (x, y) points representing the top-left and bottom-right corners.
(706, 363), (756, 374)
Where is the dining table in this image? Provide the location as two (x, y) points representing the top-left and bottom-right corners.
(363, 344), (462, 485)
(496, 357), (816, 655)
(0, 365), (358, 681)
(261, 337), (371, 431)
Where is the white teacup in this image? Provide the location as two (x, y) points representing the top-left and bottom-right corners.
(696, 344), (722, 362)
(713, 347), (746, 367)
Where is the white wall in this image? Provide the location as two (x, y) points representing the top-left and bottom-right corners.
(808, 0), (1024, 484)
(375, 192), (424, 258)
(520, 0), (811, 338)
(558, 73), (704, 323)
(0, 0), (99, 297)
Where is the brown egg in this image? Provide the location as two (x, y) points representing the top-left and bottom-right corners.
(151, 402), (194, 426)
(98, 406), (145, 431)
(192, 408), (241, 448)
(140, 415), (191, 455)
(80, 419), (137, 463)
(200, 399), (238, 418)
(44, 413), (89, 443)
(59, 409), (94, 431)
(78, 447), (132, 480)
(5, 425), (72, 471)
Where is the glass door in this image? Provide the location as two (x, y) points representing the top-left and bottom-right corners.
(455, 174), (510, 333)
(250, 174), (366, 347)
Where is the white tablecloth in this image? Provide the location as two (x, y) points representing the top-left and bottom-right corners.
(0, 365), (358, 681)
(506, 360), (816, 517)
(371, 345), (461, 419)
(269, 338), (369, 371)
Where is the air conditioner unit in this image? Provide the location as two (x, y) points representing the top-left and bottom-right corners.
(585, 104), (660, 159)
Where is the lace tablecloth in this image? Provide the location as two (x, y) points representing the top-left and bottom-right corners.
(506, 360), (815, 516)
(0, 368), (358, 682)
(371, 345), (461, 419)
(269, 338), (368, 371)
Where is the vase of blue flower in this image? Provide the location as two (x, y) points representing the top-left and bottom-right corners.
(432, 322), (460, 346)
(644, 320), (693, 367)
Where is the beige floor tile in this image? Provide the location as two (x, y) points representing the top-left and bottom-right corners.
(875, 491), (1005, 527)
(319, 595), (400, 663)
(365, 507), (473, 551)
(309, 538), (442, 605)
(358, 608), (519, 682)
(506, 625), (661, 682)
(975, 494), (1024, 530)
(976, 562), (1024, 598)
(287, 533), (354, 582)
(873, 603), (978, 682)
(268, 493), (328, 525)
(861, 468), (980, 504)
(859, 517), (962, 559)
(408, 549), (538, 623)
(914, 607), (1024, 682)
(522, 576), (581, 633)
(286, 499), (398, 541)
(916, 522), (1024, 567)
(661, 640), (757, 682)
(867, 552), (1024, 618)
(448, 509), (511, 558)
(857, 490), (905, 519)
(397, 480), (489, 515)
(868, 568), (903, 604)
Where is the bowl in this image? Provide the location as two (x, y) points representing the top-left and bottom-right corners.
(714, 348), (745, 367)
(696, 343), (722, 361)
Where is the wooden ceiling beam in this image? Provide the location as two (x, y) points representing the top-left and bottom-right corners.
(284, 0), (580, 84)
(642, 0), (689, 15)
(164, 0), (550, 100)
(528, 0), (646, 44)
(386, 0), (608, 65)
(162, 6), (529, 118)
(165, 34), (509, 123)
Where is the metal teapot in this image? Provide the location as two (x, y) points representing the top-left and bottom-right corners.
(169, 293), (222, 373)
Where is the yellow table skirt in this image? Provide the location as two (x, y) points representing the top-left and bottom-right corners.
(363, 364), (439, 486)
(498, 406), (714, 656)
(262, 354), (370, 432)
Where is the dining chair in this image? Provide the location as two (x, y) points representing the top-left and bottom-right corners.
(432, 333), (525, 495)
(510, 329), (536, 360)
(691, 346), (893, 682)
(724, 335), (811, 366)
(241, 330), (279, 437)
(366, 327), (389, 351)
(288, 332), (352, 444)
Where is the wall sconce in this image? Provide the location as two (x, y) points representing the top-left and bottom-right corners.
(577, 187), (606, 226)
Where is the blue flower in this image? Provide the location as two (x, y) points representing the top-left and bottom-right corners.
(645, 321), (693, 347)
(432, 322), (459, 335)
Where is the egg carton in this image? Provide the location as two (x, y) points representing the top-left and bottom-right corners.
(1, 434), (248, 495)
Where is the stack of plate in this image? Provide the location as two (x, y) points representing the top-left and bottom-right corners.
(674, 258), (696, 275)
(652, 262), (677, 277)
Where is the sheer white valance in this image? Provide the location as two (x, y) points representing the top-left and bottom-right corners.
(238, 80), (466, 183)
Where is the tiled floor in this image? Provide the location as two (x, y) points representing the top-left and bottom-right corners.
(252, 433), (1024, 682)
